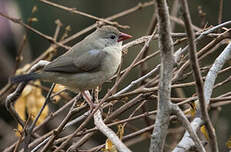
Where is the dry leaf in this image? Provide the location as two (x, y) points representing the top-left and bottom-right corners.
(52, 84), (66, 102)
(226, 136), (231, 149)
(184, 102), (196, 118)
(200, 125), (209, 140)
(15, 64), (30, 75)
(32, 6), (38, 13)
(14, 97), (26, 136)
(189, 102), (196, 118)
(117, 124), (125, 139)
(103, 124), (125, 152)
(29, 17), (38, 22)
(104, 139), (117, 152)
(14, 80), (49, 136)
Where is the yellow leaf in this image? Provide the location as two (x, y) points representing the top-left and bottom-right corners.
(32, 6), (38, 13)
(15, 64), (30, 75)
(65, 25), (71, 31)
(117, 124), (125, 139)
(189, 102), (196, 118)
(15, 125), (23, 137)
(23, 85), (33, 97)
(14, 81), (49, 136)
(15, 97), (26, 121)
(29, 17), (38, 22)
(200, 125), (209, 140)
(184, 102), (196, 118)
(26, 81), (48, 125)
(15, 97), (26, 137)
(226, 136), (231, 149)
(105, 139), (117, 152)
(60, 25), (72, 40)
(184, 108), (190, 115)
(52, 84), (66, 102)
(103, 124), (125, 152)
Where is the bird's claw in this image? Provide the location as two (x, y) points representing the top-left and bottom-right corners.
(89, 103), (99, 112)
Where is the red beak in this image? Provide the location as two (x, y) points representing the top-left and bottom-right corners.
(118, 32), (132, 42)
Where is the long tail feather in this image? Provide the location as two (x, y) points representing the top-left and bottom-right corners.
(10, 73), (40, 83)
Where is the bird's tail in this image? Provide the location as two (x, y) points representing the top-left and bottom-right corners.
(10, 73), (40, 83)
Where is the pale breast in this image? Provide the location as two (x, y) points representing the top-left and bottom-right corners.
(101, 45), (122, 79)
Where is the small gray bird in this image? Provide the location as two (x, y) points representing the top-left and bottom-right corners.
(11, 25), (132, 109)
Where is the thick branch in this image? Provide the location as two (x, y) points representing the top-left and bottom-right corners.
(149, 0), (175, 151)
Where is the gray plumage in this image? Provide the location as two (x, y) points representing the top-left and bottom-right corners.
(11, 26), (132, 91)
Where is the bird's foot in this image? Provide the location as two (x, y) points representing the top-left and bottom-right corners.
(89, 103), (99, 112)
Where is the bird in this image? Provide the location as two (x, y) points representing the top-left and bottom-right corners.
(10, 25), (132, 109)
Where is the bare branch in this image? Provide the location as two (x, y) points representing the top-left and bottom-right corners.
(40, 94), (80, 152)
(149, 0), (175, 151)
(173, 40), (231, 152)
(0, 12), (70, 50)
(39, 0), (129, 29)
(24, 83), (56, 152)
(2, 1), (231, 152)
(92, 90), (132, 152)
(180, 0), (218, 151)
(5, 60), (50, 128)
(218, 0), (223, 25)
(113, 65), (160, 96)
(204, 42), (231, 103)
(173, 118), (204, 152)
(171, 104), (205, 152)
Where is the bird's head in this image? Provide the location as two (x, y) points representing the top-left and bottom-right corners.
(90, 25), (132, 47)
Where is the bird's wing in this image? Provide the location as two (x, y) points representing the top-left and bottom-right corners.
(44, 49), (106, 73)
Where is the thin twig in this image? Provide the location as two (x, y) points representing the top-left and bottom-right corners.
(170, 0), (180, 31)
(173, 29), (231, 81)
(39, 0), (129, 29)
(171, 104), (206, 152)
(93, 89), (131, 152)
(218, 0), (223, 25)
(5, 60), (50, 128)
(28, 100), (86, 151)
(113, 65), (160, 96)
(24, 83), (56, 152)
(173, 117), (204, 152)
(59, 1), (155, 46)
(15, 35), (27, 72)
(139, 10), (157, 127)
(175, 21), (231, 62)
(173, 29), (231, 152)
(53, 19), (63, 41)
(40, 94), (80, 152)
(180, 0), (218, 151)
(0, 12), (70, 50)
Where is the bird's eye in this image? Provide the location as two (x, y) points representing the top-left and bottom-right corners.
(110, 35), (116, 39)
